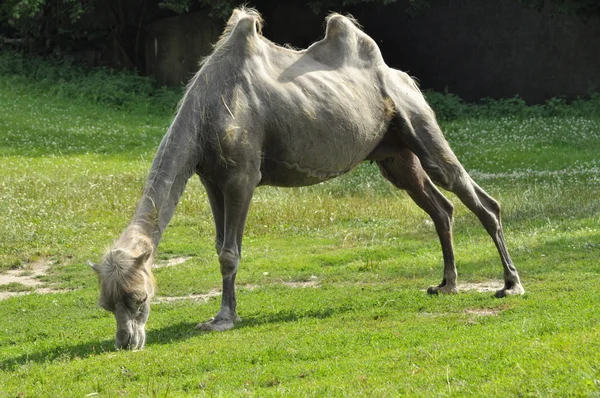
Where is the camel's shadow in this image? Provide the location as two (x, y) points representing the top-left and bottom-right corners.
(0, 321), (192, 371)
(0, 306), (344, 371)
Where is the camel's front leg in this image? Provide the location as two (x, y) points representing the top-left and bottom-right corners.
(197, 171), (259, 331)
(201, 177), (225, 255)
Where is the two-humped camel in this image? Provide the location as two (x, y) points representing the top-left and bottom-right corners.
(90, 8), (523, 350)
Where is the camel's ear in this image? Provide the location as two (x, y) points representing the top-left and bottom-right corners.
(87, 260), (100, 274)
(132, 249), (152, 269)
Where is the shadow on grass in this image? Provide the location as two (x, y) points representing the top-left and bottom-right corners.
(235, 306), (342, 329)
(0, 321), (195, 372)
(0, 306), (347, 372)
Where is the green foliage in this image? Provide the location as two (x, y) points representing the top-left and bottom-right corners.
(423, 89), (467, 121)
(0, 49), (182, 114)
(158, 0), (192, 14)
(0, 0), (94, 48)
(159, 0), (427, 19)
(425, 90), (600, 121)
(198, 0), (238, 19)
(158, 0), (237, 19)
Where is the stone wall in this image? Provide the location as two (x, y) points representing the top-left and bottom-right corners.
(144, 12), (220, 86)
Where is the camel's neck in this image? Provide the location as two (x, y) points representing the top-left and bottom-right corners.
(129, 109), (200, 247)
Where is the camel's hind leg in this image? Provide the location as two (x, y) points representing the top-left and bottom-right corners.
(446, 175), (524, 297)
(401, 123), (524, 297)
(377, 149), (458, 294)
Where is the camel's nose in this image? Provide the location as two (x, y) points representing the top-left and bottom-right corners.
(116, 327), (139, 350)
(116, 325), (145, 350)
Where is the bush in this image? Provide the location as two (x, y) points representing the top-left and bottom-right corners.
(475, 96), (531, 118)
(423, 89), (467, 121)
(2, 48), (599, 120)
(0, 49), (182, 115)
(425, 89), (600, 121)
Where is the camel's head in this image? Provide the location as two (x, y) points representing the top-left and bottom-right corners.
(90, 245), (155, 350)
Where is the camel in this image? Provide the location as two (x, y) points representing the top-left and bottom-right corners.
(90, 8), (524, 350)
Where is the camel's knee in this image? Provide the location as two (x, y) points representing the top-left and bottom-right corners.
(439, 193), (454, 219)
(219, 249), (239, 277)
(482, 194), (501, 217)
(424, 180), (454, 225)
(430, 195), (454, 232)
(474, 207), (503, 238)
(422, 161), (464, 191)
(214, 236), (224, 255)
(472, 190), (504, 233)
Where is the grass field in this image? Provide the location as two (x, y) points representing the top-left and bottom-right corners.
(0, 68), (599, 396)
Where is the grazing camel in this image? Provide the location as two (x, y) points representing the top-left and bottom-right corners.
(90, 8), (524, 350)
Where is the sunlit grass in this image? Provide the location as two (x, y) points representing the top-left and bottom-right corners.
(0, 76), (599, 396)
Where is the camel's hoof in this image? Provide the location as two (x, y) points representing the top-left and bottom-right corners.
(495, 283), (525, 298)
(427, 285), (458, 295)
(196, 317), (240, 332)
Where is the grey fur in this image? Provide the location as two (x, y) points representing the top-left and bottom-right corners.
(92, 7), (523, 349)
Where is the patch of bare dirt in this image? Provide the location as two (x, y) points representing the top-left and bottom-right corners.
(0, 259), (68, 300)
(464, 308), (501, 316)
(152, 280), (321, 304)
(152, 256), (192, 269)
(0, 291), (27, 300)
(280, 280), (320, 288)
(0, 260), (48, 287)
(153, 289), (221, 304)
(153, 284), (260, 304)
(418, 312), (445, 318)
(279, 275), (319, 289)
(419, 308), (502, 318)
(458, 281), (504, 293)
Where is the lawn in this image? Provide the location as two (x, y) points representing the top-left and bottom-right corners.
(0, 70), (599, 396)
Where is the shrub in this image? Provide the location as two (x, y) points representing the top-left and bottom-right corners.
(425, 90), (600, 121)
(0, 49), (182, 115)
(2, 48), (599, 120)
(423, 89), (468, 121)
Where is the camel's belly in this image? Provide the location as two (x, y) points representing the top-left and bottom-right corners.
(256, 70), (391, 184)
(258, 156), (359, 187)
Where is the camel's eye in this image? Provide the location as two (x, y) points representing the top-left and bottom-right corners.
(98, 295), (115, 312)
(137, 294), (148, 306)
(126, 293), (148, 314)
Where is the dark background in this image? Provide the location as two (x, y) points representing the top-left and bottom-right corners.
(2, 0), (599, 102)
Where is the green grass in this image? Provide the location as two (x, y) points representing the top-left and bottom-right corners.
(0, 66), (599, 396)
(0, 282), (33, 293)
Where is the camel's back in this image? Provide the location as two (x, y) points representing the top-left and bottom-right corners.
(189, 9), (397, 185)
